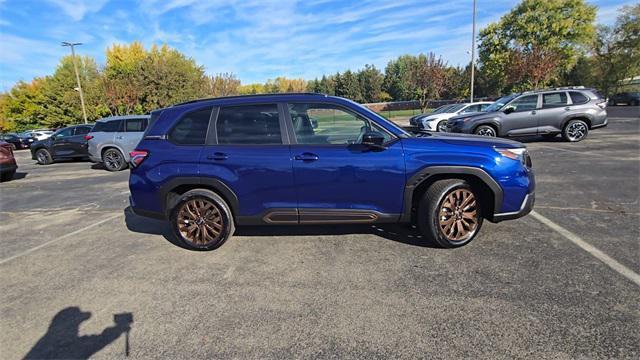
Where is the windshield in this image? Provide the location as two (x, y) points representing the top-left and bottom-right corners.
(447, 104), (466, 113)
(484, 94), (519, 112)
(354, 101), (412, 137)
(431, 105), (452, 114)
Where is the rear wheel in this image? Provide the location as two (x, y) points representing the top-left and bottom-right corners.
(170, 189), (235, 250)
(474, 125), (496, 137)
(103, 148), (127, 171)
(562, 119), (588, 142)
(417, 179), (483, 248)
(35, 148), (53, 165)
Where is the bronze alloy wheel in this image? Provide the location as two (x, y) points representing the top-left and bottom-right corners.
(177, 198), (224, 246)
(438, 188), (479, 242)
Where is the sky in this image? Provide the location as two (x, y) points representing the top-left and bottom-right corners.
(0, 0), (634, 90)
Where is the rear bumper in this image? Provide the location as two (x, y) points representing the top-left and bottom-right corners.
(492, 192), (535, 222)
(0, 162), (18, 174)
(129, 196), (165, 220)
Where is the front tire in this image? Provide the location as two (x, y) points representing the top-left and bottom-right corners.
(35, 149), (53, 165)
(562, 119), (588, 142)
(474, 125), (496, 137)
(103, 148), (127, 171)
(170, 189), (235, 250)
(417, 179), (483, 248)
(436, 120), (448, 132)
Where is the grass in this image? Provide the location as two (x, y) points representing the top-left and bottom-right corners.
(373, 108), (433, 119)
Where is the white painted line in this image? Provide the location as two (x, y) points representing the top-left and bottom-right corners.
(0, 213), (122, 266)
(530, 211), (640, 287)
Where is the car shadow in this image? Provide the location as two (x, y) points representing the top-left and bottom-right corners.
(24, 307), (133, 359)
(516, 135), (566, 143)
(123, 207), (440, 249)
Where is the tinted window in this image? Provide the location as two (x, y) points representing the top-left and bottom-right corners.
(509, 95), (538, 112)
(461, 104), (480, 113)
(56, 128), (74, 137)
(217, 104), (282, 145)
(542, 92), (567, 108)
(169, 107), (212, 145)
(289, 103), (391, 145)
(480, 103), (491, 111)
(93, 120), (122, 132)
(125, 118), (148, 132)
(569, 91), (589, 104)
(74, 126), (91, 135)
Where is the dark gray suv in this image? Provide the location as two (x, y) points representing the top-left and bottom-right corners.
(446, 87), (608, 142)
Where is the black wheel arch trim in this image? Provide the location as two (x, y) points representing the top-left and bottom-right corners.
(158, 176), (240, 220)
(561, 114), (593, 129)
(473, 120), (501, 135)
(401, 166), (503, 222)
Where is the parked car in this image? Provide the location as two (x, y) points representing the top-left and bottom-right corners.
(128, 93), (535, 250)
(24, 131), (54, 141)
(87, 115), (150, 171)
(30, 124), (93, 165)
(608, 92), (640, 106)
(446, 87), (607, 142)
(0, 140), (18, 181)
(410, 102), (493, 131)
(0, 133), (33, 149)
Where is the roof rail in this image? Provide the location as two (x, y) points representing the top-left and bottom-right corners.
(173, 92), (328, 107)
(523, 86), (587, 94)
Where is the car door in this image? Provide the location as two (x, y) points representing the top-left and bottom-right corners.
(50, 127), (76, 158)
(501, 94), (540, 136)
(537, 92), (569, 134)
(65, 126), (92, 157)
(119, 118), (148, 159)
(286, 102), (406, 222)
(199, 103), (297, 223)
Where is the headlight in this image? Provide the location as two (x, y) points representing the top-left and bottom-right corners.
(495, 147), (532, 167)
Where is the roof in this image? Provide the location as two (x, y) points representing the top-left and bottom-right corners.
(96, 114), (151, 122)
(173, 92), (329, 107)
(522, 86), (592, 94)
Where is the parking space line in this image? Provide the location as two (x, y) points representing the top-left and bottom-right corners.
(0, 213), (121, 266)
(530, 211), (640, 287)
(534, 145), (638, 160)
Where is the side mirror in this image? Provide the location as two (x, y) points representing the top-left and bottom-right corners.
(361, 131), (385, 149)
(503, 106), (515, 114)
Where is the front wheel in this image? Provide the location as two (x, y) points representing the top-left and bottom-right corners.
(103, 148), (127, 171)
(417, 179), (483, 248)
(474, 125), (496, 137)
(36, 149), (53, 165)
(436, 120), (448, 132)
(562, 119), (588, 142)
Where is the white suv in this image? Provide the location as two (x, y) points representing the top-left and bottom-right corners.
(410, 102), (493, 131)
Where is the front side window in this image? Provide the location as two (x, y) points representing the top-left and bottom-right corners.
(480, 103), (491, 111)
(542, 92), (568, 108)
(56, 128), (74, 138)
(74, 126), (91, 135)
(125, 118), (148, 132)
(289, 103), (391, 145)
(169, 107), (212, 145)
(216, 104), (282, 145)
(508, 95), (538, 112)
(461, 105), (480, 114)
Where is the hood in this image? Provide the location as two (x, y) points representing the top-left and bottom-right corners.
(449, 111), (500, 122)
(409, 131), (524, 148)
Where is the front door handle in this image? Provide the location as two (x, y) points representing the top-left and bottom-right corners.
(294, 152), (319, 161)
(207, 152), (228, 160)
(115, 136), (123, 140)
(564, 107), (571, 111)
(531, 110), (537, 115)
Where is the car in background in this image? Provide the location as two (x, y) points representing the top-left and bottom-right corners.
(446, 87), (607, 142)
(30, 124), (93, 165)
(409, 104), (456, 127)
(24, 130), (54, 141)
(608, 92), (640, 106)
(412, 102), (493, 131)
(0, 140), (18, 181)
(0, 133), (33, 150)
(87, 115), (150, 171)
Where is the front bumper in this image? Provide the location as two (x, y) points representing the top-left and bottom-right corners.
(492, 192), (535, 222)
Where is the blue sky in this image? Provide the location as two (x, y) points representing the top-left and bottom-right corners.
(0, 0), (633, 90)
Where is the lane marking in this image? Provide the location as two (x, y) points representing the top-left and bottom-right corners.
(0, 213), (122, 266)
(530, 211), (640, 287)
(534, 205), (640, 216)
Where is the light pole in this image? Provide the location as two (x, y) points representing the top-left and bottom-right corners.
(470, 0), (477, 103)
(61, 42), (88, 124)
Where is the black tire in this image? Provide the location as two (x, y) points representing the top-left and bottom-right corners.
(417, 179), (483, 248)
(631, 100), (639, 106)
(170, 189), (235, 251)
(35, 148), (53, 165)
(436, 120), (448, 132)
(562, 119), (589, 142)
(474, 125), (497, 137)
(0, 170), (15, 182)
(102, 148), (127, 171)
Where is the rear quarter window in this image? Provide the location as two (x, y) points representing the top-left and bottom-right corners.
(569, 91), (589, 104)
(125, 118), (148, 132)
(168, 107), (212, 145)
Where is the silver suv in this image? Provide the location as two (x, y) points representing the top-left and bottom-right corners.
(87, 115), (150, 171)
(446, 87), (608, 142)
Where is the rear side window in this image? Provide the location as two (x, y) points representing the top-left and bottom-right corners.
(569, 91), (589, 104)
(216, 104), (282, 145)
(169, 107), (212, 145)
(74, 126), (91, 135)
(125, 118), (148, 132)
(92, 120), (122, 132)
(542, 92), (568, 108)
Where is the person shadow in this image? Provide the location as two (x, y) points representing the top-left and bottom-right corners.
(24, 307), (133, 359)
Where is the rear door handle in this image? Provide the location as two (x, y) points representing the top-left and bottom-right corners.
(115, 136), (123, 139)
(207, 152), (228, 160)
(294, 152), (319, 161)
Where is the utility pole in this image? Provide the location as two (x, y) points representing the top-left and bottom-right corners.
(470, 0), (477, 103)
(62, 42), (88, 124)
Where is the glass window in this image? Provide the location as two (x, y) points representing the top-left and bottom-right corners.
(289, 103), (391, 145)
(169, 107), (212, 145)
(217, 104), (282, 145)
(569, 91), (589, 104)
(125, 118), (148, 132)
(93, 120), (122, 133)
(461, 105), (480, 113)
(542, 92), (568, 108)
(74, 126), (91, 135)
(480, 103), (491, 111)
(484, 94), (519, 112)
(508, 95), (538, 112)
(56, 128), (74, 138)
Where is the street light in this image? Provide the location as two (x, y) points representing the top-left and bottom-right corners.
(470, 0), (477, 103)
(61, 41), (88, 124)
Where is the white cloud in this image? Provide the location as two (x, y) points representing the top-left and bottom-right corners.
(45, 0), (109, 21)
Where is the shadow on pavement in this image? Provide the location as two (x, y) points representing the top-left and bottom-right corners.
(124, 206), (439, 249)
(24, 307), (133, 359)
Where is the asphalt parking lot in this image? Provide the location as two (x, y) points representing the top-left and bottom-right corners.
(1, 108), (639, 358)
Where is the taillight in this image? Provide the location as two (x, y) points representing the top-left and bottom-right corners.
(597, 100), (607, 109)
(84, 135), (94, 140)
(129, 150), (148, 167)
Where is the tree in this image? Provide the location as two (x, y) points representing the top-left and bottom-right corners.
(206, 73), (241, 97)
(335, 70), (363, 102)
(478, 0), (597, 92)
(406, 53), (448, 112)
(383, 55), (415, 101)
(357, 64), (384, 103)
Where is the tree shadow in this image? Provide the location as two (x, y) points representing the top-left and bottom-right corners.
(24, 307), (133, 359)
(124, 206), (440, 249)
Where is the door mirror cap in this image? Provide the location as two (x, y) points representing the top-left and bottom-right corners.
(503, 106), (515, 114)
(361, 131), (386, 149)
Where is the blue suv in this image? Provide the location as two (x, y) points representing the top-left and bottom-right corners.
(129, 93), (534, 250)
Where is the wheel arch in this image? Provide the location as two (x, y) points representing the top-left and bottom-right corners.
(472, 121), (500, 136)
(561, 114), (592, 129)
(160, 177), (240, 221)
(101, 145), (127, 160)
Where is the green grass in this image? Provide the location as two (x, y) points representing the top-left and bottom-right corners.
(373, 109), (432, 119)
